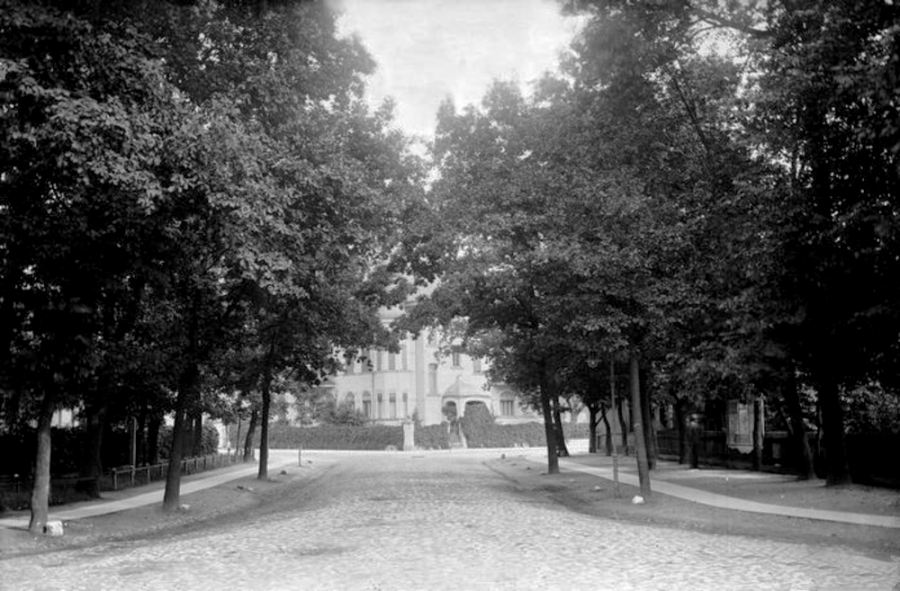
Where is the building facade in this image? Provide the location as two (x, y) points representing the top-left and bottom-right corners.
(326, 309), (537, 426)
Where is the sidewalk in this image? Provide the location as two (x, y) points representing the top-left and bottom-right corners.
(558, 455), (900, 529)
(0, 452), (298, 530)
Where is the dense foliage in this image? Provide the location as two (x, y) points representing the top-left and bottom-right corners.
(397, 0), (900, 485)
(2, 0), (898, 532)
(1, 0), (422, 528)
(413, 423), (451, 450)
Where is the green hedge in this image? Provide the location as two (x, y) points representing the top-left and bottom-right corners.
(414, 423), (450, 450)
(460, 404), (590, 448)
(158, 423), (220, 460)
(251, 416), (589, 451)
(564, 423), (591, 440)
(260, 423), (403, 450)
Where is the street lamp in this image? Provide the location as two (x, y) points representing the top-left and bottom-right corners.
(587, 348), (620, 497)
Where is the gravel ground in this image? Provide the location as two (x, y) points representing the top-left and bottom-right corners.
(2, 451), (898, 564)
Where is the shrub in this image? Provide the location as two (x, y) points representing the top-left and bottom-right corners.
(158, 423), (219, 460)
(460, 404), (543, 447)
(324, 399), (368, 426)
(414, 422), (450, 450)
(261, 423), (403, 450)
(459, 404), (592, 448)
(563, 422), (591, 440)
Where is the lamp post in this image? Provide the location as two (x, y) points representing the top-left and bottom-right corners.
(587, 349), (620, 497)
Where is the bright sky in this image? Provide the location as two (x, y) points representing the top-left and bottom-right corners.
(332, 0), (583, 139)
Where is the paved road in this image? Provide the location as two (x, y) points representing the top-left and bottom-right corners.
(2, 452), (898, 591)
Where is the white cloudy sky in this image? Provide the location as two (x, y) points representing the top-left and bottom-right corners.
(332, 0), (583, 138)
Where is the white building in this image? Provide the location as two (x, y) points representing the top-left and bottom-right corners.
(327, 307), (538, 426)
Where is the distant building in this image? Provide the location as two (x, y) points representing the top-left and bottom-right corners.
(326, 306), (538, 426)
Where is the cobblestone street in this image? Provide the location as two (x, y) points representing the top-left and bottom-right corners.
(2, 451), (898, 591)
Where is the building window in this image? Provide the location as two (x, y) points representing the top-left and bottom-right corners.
(377, 393), (384, 418)
(401, 345), (408, 370)
(473, 357), (482, 373)
(363, 392), (372, 418)
(345, 393), (355, 410)
(389, 352), (396, 371)
(451, 351), (461, 367)
(376, 350), (383, 371)
(402, 393), (409, 417)
(389, 393), (397, 418)
(500, 396), (515, 417)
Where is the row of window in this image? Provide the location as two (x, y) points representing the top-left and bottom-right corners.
(346, 392), (409, 420)
(343, 392), (518, 419)
(345, 347), (484, 374)
(346, 347), (409, 374)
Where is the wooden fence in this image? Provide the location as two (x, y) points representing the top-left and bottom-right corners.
(106, 453), (240, 491)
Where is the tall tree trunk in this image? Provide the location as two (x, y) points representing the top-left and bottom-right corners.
(233, 416), (242, 457)
(551, 394), (569, 458)
(163, 404), (187, 511)
(163, 361), (198, 511)
(617, 397), (628, 453)
(191, 413), (203, 457)
(818, 379), (851, 485)
(79, 402), (108, 498)
(538, 362), (559, 475)
(588, 404), (598, 454)
(600, 407), (612, 456)
(640, 375), (656, 470)
(28, 391), (55, 534)
(674, 397), (688, 464)
(782, 372), (814, 480)
(752, 394), (765, 471)
(258, 365), (273, 481)
(630, 353), (651, 499)
(244, 407), (258, 462)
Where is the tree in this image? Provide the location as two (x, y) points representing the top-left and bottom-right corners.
(563, 0), (900, 485)
(133, 0), (420, 503)
(2, 0), (424, 518)
(1, 2), (204, 531)
(749, 0), (900, 484)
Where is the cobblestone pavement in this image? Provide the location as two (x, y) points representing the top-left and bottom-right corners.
(2, 451), (898, 591)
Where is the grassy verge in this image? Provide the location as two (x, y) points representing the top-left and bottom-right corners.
(485, 455), (900, 560)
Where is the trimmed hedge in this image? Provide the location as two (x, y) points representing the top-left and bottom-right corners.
(260, 423), (403, 450)
(414, 423), (450, 450)
(564, 423), (591, 440)
(460, 404), (591, 448)
(248, 414), (589, 451)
